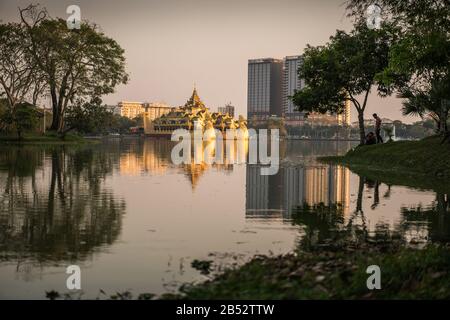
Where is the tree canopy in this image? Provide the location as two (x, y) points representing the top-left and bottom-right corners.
(292, 21), (399, 144)
(0, 22), (44, 110)
(64, 97), (115, 135)
(347, 0), (450, 137)
(18, 4), (128, 133)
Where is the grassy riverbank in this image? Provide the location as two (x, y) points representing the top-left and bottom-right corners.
(178, 137), (450, 300)
(322, 136), (450, 182)
(180, 244), (450, 299)
(45, 243), (450, 300)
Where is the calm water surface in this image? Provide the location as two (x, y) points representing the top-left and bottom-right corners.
(0, 139), (448, 299)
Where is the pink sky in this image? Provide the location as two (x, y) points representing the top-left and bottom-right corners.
(0, 0), (419, 123)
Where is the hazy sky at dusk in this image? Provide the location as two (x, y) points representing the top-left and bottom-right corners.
(1, 0), (417, 123)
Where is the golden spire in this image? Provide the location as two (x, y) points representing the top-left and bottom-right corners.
(185, 84), (205, 109)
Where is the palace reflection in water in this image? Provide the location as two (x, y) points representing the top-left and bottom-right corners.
(119, 139), (246, 187)
(116, 138), (449, 245)
(0, 139), (448, 298)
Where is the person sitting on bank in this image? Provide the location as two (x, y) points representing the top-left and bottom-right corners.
(366, 132), (376, 145)
(373, 113), (383, 144)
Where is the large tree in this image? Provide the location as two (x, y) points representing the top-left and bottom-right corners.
(0, 22), (46, 137)
(19, 5), (128, 133)
(292, 21), (398, 145)
(347, 0), (450, 137)
(0, 23), (44, 112)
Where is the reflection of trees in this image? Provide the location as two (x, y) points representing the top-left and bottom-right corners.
(292, 173), (450, 249)
(0, 145), (125, 267)
(293, 202), (404, 251)
(365, 178), (381, 210)
(400, 193), (450, 244)
(291, 202), (385, 250)
(292, 203), (347, 250)
(292, 176), (395, 250)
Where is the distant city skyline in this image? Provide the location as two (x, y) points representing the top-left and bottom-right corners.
(247, 56), (351, 126)
(0, 0), (419, 123)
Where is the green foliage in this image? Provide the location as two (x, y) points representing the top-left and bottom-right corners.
(0, 101), (39, 139)
(400, 84), (450, 134)
(0, 99), (13, 133)
(45, 290), (60, 300)
(65, 97), (115, 135)
(387, 30), (449, 133)
(392, 120), (435, 139)
(292, 21), (399, 144)
(329, 136), (450, 180)
(111, 114), (138, 134)
(14, 103), (39, 138)
(181, 245), (450, 299)
(132, 114), (144, 127)
(347, 0), (450, 134)
(191, 259), (213, 275)
(64, 98), (140, 135)
(18, 5), (128, 132)
(0, 22), (43, 109)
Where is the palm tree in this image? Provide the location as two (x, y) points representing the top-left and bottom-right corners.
(400, 83), (449, 136)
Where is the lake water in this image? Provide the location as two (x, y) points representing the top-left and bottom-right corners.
(0, 139), (448, 299)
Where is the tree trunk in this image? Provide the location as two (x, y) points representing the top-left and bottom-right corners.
(436, 108), (449, 135)
(358, 110), (366, 145)
(443, 110), (448, 134)
(49, 86), (59, 131)
(57, 114), (65, 133)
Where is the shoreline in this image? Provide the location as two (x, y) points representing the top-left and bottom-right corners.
(0, 134), (100, 145)
(319, 136), (450, 181)
(177, 244), (450, 300)
(175, 136), (450, 300)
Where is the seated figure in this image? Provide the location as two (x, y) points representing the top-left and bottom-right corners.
(365, 132), (376, 145)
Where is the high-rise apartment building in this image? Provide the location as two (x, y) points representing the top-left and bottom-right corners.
(282, 54), (350, 126)
(247, 58), (283, 121)
(282, 55), (306, 120)
(247, 55), (351, 127)
(337, 99), (351, 126)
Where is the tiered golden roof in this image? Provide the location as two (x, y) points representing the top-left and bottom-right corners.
(152, 87), (244, 133)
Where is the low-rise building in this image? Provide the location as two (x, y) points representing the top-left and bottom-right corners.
(218, 103), (235, 117)
(143, 102), (172, 121)
(118, 101), (144, 119)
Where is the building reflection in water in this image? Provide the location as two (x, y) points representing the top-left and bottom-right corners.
(246, 164), (350, 219)
(117, 138), (448, 247)
(120, 138), (249, 189)
(120, 139), (351, 208)
(245, 140), (352, 219)
(119, 139), (173, 176)
(1, 139), (448, 294)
